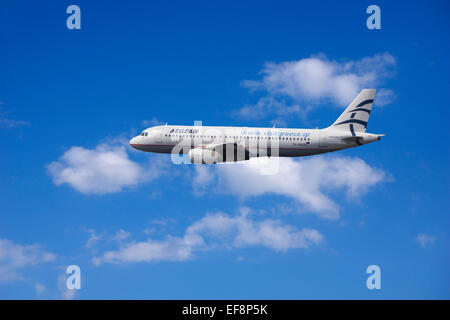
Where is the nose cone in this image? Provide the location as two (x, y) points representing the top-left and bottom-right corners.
(129, 136), (138, 149)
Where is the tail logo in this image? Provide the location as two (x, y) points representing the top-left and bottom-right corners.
(334, 119), (368, 128)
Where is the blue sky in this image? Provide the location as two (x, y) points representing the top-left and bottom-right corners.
(0, 0), (449, 299)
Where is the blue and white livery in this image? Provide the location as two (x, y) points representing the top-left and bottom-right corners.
(130, 89), (383, 164)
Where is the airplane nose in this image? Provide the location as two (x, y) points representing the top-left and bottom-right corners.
(129, 137), (138, 149)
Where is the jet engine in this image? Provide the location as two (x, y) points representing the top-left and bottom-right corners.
(188, 148), (223, 164)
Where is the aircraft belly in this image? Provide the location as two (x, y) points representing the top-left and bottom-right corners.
(278, 148), (329, 157)
(135, 143), (333, 157)
(135, 144), (173, 153)
(249, 147), (331, 157)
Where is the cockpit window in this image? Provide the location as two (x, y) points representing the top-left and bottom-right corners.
(140, 132), (148, 136)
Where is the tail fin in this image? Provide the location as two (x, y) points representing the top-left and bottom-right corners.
(329, 89), (376, 133)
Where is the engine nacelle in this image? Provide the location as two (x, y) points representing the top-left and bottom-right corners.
(188, 148), (223, 164)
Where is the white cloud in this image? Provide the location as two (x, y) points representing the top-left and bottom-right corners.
(416, 233), (436, 248)
(193, 156), (385, 219)
(35, 282), (46, 296)
(62, 288), (76, 300)
(237, 53), (396, 119)
(93, 235), (200, 265)
(187, 211), (323, 251)
(192, 165), (217, 195)
(93, 209), (322, 265)
(47, 142), (165, 194)
(57, 272), (77, 300)
(85, 228), (133, 253)
(374, 88), (396, 107)
(0, 104), (28, 128)
(112, 229), (131, 242)
(85, 229), (104, 249)
(0, 239), (56, 282)
(142, 117), (165, 127)
(233, 96), (303, 120)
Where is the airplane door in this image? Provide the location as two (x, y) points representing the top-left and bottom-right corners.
(155, 130), (163, 143)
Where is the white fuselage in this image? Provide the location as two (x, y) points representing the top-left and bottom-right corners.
(129, 90), (383, 163)
(129, 125), (381, 159)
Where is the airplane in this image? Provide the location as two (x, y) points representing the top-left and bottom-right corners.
(129, 89), (384, 164)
